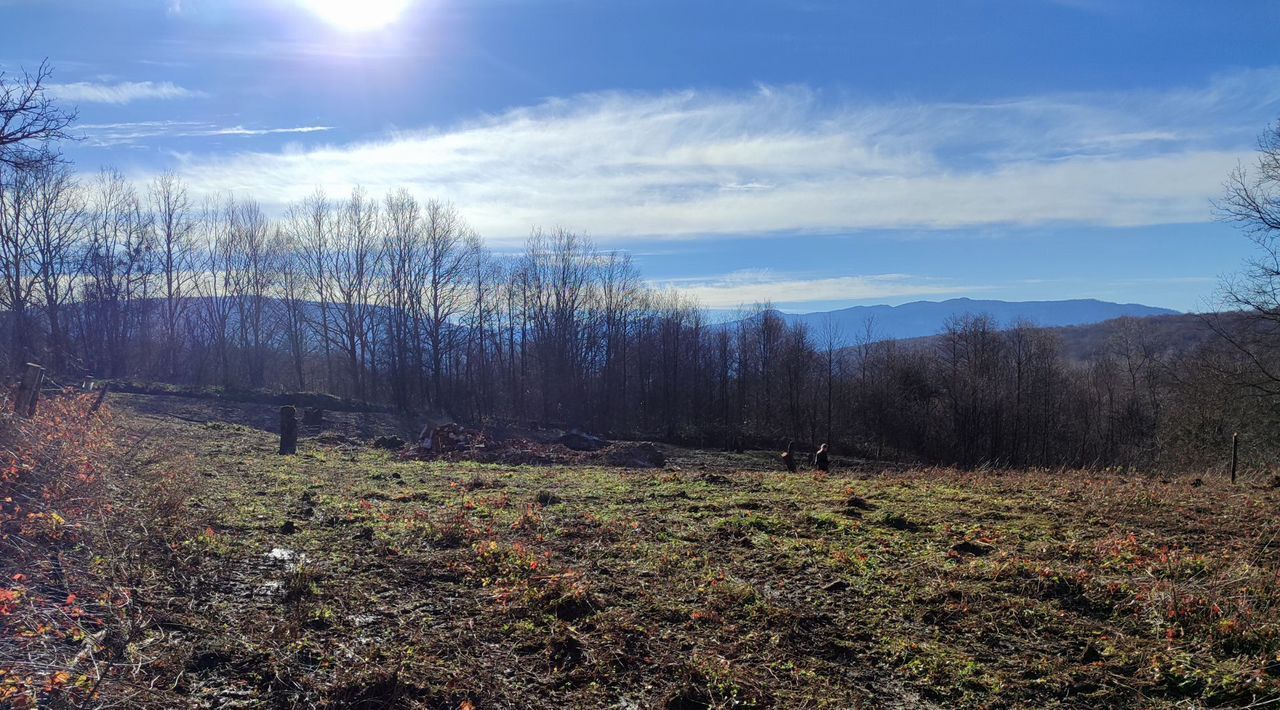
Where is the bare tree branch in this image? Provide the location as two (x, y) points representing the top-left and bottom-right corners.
(0, 60), (78, 172)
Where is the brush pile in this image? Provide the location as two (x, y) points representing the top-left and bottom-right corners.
(409, 424), (665, 468)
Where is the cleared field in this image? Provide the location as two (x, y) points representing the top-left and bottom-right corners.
(107, 394), (1280, 708)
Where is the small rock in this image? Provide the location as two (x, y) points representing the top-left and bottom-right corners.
(266, 547), (295, 561)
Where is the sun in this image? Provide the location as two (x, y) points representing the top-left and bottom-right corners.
(299, 0), (411, 32)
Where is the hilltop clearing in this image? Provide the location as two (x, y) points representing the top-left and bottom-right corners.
(8, 392), (1279, 708)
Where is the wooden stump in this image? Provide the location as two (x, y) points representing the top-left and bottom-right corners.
(279, 405), (298, 455)
(815, 444), (830, 472)
(14, 363), (45, 417)
(782, 446), (797, 473)
(1231, 432), (1239, 484)
(88, 383), (110, 416)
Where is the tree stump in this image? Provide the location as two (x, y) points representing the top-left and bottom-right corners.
(781, 443), (797, 473)
(815, 443), (830, 472)
(1231, 432), (1239, 484)
(14, 363), (45, 417)
(279, 405), (298, 455)
(88, 383), (109, 416)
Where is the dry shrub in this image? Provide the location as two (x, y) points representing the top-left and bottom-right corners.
(0, 392), (199, 707)
(0, 391), (118, 706)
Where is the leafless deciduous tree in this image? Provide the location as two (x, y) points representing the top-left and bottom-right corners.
(0, 61), (77, 172)
(1211, 118), (1280, 395)
(149, 173), (198, 377)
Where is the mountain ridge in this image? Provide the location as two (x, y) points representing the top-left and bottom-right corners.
(741, 297), (1180, 344)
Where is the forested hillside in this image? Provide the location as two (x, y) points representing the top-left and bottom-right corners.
(0, 165), (1273, 471)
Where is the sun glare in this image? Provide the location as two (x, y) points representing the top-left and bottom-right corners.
(300, 0), (410, 32)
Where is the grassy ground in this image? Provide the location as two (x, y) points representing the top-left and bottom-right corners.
(102, 393), (1280, 708)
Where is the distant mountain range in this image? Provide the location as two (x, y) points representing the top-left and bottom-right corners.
(896, 311), (1235, 363)
(760, 298), (1180, 344)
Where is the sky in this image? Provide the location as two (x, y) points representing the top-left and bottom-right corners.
(4, 0), (1279, 313)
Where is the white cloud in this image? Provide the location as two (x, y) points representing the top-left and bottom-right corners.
(208, 125), (332, 136)
(48, 80), (204, 104)
(78, 121), (332, 146)
(654, 270), (979, 309)
(139, 68), (1280, 244)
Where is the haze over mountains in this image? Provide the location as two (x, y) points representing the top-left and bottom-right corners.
(767, 298), (1180, 344)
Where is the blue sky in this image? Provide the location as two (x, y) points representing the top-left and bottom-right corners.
(4, 0), (1279, 312)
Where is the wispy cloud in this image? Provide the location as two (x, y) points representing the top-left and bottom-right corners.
(141, 67), (1280, 244)
(653, 270), (979, 309)
(48, 80), (204, 104)
(78, 121), (332, 146)
(209, 125), (332, 136)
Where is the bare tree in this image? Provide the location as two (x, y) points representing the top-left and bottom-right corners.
(421, 199), (475, 410)
(598, 251), (640, 430)
(149, 172), (198, 377)
(1220, 118), (1280, 244)
(464, 241), (500, 418)
(381, 189), (425, 409)
(819, 315), (843, 445)
(26, 164), (84, 372)
(0, 61), (77, 172)
(524, 228), (594, 424)
(274, 227), (312, 390)
(80, 169), (153, 377)
(194, 196), (239, 386)
(329, 188), (382, 399)
(230, 198), (274, 388)
(1212, 118), (1280, 394)
(0, 165), (40, 367)
(289, 190), (337, 391)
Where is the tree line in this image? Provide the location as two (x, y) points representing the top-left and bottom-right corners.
(0, 161), (1246, 469)
(2, 64), (1279, 471)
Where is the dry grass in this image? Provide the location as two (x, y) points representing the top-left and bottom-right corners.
(16, 392), (1280, 707)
